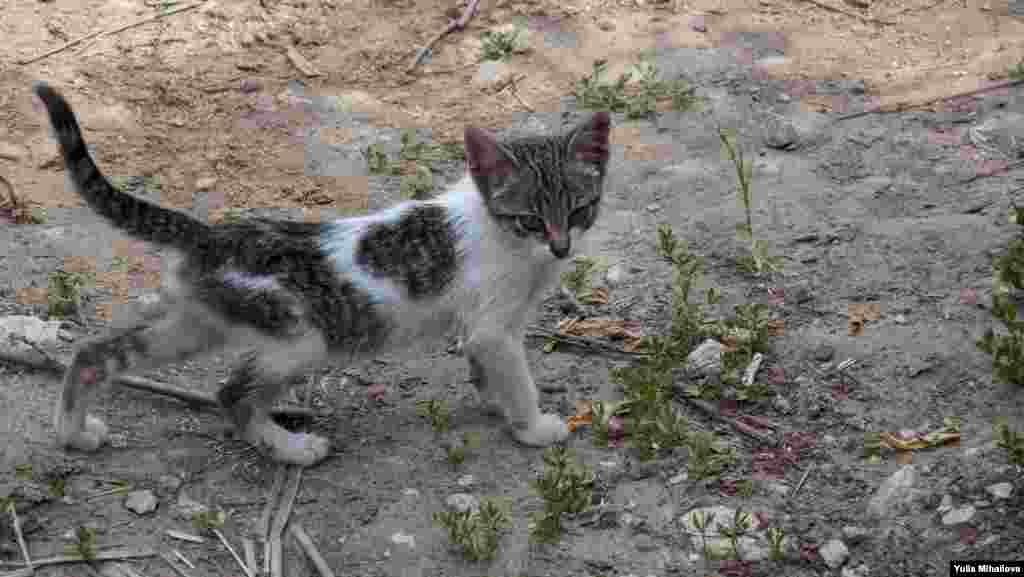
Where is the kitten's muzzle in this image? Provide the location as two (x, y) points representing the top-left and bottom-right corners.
(548, 233), (571, 259)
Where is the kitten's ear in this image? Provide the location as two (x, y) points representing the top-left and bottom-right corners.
(568, 111), (611, 167)
(464, 126), (513, 181)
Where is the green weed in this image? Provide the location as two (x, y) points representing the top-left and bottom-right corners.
(979, 203), (1024, 386)
(718, 128), (781, 276)
(994, 419), (1024, 467)
(434, 497), (511, 561)
(529, 446), (593, 543)
(575, 55), (696, 119)
(480, 26), (529, 62)
(47, 269), (94, 319)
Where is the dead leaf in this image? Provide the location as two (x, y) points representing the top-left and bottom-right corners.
(767, 319), (785, 336)
(848, 302), (881, 336)
(879, 427), (960, 452)
(580, 287), (609, 305)
(556, 317), (643, 351)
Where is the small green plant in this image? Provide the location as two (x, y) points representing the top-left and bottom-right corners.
(191, 510), (226, 532)
(14, 464), (32, 481)
(47, 269), (94, 319)
(1009, 58), (1024, 81)
(364, 144), (390, 175)
(479, 26), (529, 61)
(445, 431), (479, 468)
(530, 446), (593, 543)
(220, 207), (243, 224)
(416, 398), (450, 434)
(979, 203), (1024, 386)
(109, 255), (130, 273)
(434, 497), (511, 561)
(766, 526), (786, 561)
(401, 165), (434, 199)
(69, 525), (97, 562)
(399, 131), (464, 164)
(561, 256), (606, 300)
(718, 128), (781, 276)
(685, 430), (736, 481)
(575, 56), (696, 119)
(994, 419), (1024, 467)
(717, 509), (753, 560)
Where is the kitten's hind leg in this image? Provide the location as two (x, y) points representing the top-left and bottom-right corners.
(57, 305), (227, 453)
(463, 332), (568, 446)
(467, 353), (506, 418)
(217, 333), (330, 467)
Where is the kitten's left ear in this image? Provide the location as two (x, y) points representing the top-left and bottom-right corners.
(567, 111), (611, 167)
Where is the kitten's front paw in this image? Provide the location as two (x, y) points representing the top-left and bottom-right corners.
(270, 432), (331, 467)
(58, 414), (109, 452)
(513, 413), (569, 447)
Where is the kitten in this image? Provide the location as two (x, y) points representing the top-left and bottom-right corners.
(31, 81), (611, 466)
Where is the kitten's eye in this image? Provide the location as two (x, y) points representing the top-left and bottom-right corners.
(516, 215), (545, 233)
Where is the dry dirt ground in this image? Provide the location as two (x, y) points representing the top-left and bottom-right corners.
(3, 0), (1024, 575)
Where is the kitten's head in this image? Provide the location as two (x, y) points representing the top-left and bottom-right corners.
(464, 112), (611, 260)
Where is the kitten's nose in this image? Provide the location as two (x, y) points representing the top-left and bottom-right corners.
(546, 224), (571, 259)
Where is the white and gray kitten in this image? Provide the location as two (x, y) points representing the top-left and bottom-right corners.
(32, 81), (611, 466)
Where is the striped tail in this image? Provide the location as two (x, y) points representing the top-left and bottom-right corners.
(31, 81), (209, 251)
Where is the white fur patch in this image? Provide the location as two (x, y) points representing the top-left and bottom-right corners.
(221, 270), (281, 292)
(319, 202), (411, 305)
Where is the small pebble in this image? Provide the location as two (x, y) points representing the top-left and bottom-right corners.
(124, 490), (158, 515)
(240, 78), (262, 93)
(688, 15), (707, 32)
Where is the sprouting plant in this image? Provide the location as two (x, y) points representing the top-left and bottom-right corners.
(686, 431), (736, 481)
(480, 26), (529, 61)
(445, 431), (479, 468)
(220, 207), (242, 224)
(364, 143), (390, 175)
(416, 398), (450, 434)
(766, 526), (786, 561)
(434, 497), (511, 561)
(718, 128), (781, 276)
(401, 165), (434, 199)
(575, 56), (696, 119)
(717, 509), (753, 560)
(47, 269), (95, 319)
(69, 525), (97, 562)
(529, 446), (593, 543)
(994, 419), (1024, 467)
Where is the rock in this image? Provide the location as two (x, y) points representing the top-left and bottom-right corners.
(777, 93), (792, 103)
(772, 395), (792, 414)
(175, 491), (208, 519)
(240, 78), (261, 94)
(688, 15), (707, 32)
(195, 177), (218, 191)
(667, 471), (687, 485)
(867, 465), (920, 519)
(157, 475), (182, 496)
(456, 474), (475, 488)
(605, 263), (627, 287)
(938, 494), (953, 512)
(124, 490), (158, 515)
(942, 505), (976, 525)
(597, 19), (615, 31)
(986, 482), (1013, 500)
(687, 339), (723, 376)
(813, 344), (835, 362)
(819, 539), (849, 569)
(401, 488), (419, 498)
(646, 203), (660, 213)
(390, 531), (415, 549)
(445, 493), (479, 515)
(842, 563), (871, 577)
(842, 525), (870, 543)
(763, 118), (799, 150)
(0, 315), (64, 349)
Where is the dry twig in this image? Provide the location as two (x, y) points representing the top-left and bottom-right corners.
(797, 0), (895, 25)
(269, 466), (303, 577)
(289, 523), (336, 577)
(7, 502), (32, 571)
(259, 466), (288, 573)
(0, 547), (155, 570)
(285, 46), (324, 78)
(834, 78), (1024, 123)
(242, 538), (257, 576)
(17, 1), (208, 65)
(790, 463), (814, 500)
(406, 0), (481, 73)
(525, 326), (644, 358)
(158, 551), (194, 577)
(213, 529), (253, 577)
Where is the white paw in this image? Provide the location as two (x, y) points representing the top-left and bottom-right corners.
(512, 413), (569, 447)
(58, 413), (109, 452)
(269, 432), (331, 467)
